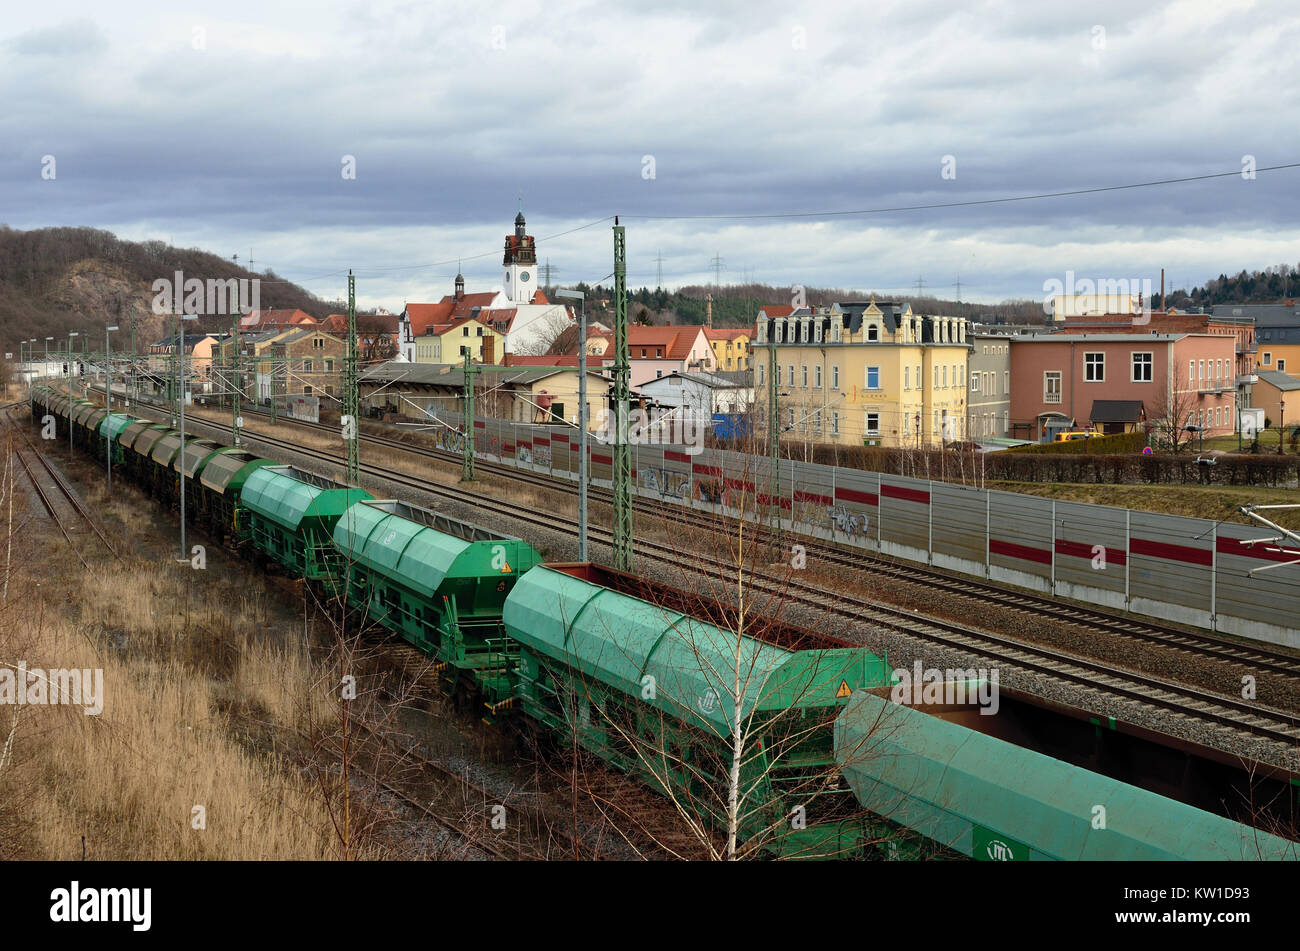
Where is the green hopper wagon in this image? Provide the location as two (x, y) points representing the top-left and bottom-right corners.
(834, 691), (1299, 861)
(240, 465), (372, 580)
(331, 499), (543, 713)
(196, 448), (274, 540)
(502, 563), (893, 858)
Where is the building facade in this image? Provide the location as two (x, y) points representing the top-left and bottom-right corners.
(754, 300), (971, 448)
(1008, 332), (1238, 441)
(967, 334), (1012, 441)
(704, 327), (754, 371)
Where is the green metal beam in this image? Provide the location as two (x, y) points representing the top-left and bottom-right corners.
(231, 319), (243, 447)
(612, 218), (632, 571)
(768, 341), (781, 544)
(461, 349), (476, 482)
(345, 271), (359, 486)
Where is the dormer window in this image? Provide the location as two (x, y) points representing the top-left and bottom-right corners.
(867, 324), (879, 342)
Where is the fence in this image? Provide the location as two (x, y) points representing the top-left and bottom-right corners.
(419, 410), (1300, 648)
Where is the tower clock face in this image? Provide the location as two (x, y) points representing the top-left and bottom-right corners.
(520, 271), (530, 282)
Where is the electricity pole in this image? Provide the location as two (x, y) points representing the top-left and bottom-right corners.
(612, 218), (632, 571)
(345, 271), (359, 486)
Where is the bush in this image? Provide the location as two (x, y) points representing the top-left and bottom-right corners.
(763, 441), (1300, 487)
(1008, 431), (1148, 455)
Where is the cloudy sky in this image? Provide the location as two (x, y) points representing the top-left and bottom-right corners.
(3, 0), (1299, 310)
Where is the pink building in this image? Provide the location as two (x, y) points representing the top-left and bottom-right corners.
(1009, 333), (1238, 441)
(589, 325), (716, 387)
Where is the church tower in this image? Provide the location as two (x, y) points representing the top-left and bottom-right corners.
(503, 210), (538, 304)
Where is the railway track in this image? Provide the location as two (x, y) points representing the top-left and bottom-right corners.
(212, 398), (1300, 681)
(11, 436), (119, 567)
(115, 399), (1300, 752)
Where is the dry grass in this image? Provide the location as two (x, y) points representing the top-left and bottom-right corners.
(0, 553), (344, 860)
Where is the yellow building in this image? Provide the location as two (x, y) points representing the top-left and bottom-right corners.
(413, 317), (504, 365)
(754, 300), (971, 448)
(704, 327), (753, 371)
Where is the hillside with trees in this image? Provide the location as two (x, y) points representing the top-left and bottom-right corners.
(0, 225), (331, 352)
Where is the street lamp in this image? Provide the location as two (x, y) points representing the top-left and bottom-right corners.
(27, 339), (37, 408)
(67, 329), (79, 457)
(177, 314), (198, 563)
(556, 288), (588, 561)
(104, 326), (119, 493)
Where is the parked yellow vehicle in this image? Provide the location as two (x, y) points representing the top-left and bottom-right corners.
(1053, 430), (1099, 442)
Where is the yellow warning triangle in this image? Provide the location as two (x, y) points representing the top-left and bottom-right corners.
(835, 680), (852, 699)
(500, 561), (512, 574)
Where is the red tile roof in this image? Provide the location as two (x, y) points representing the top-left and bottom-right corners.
(704, 327), (753, 341)
(757, 304), (795, 319)
(403, 292), (500, 336)
(320, 313), (401, 334)
(587, 325), (706, 361)
(239, 308), (317, 330)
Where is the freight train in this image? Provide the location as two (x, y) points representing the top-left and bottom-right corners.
(29, 385), (1298, 861)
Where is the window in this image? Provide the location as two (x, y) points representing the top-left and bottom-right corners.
(970, 372), (979, 392)
(787, 365), (795, 385)
(477, 327), (484, 337)
(935, 366), (940, 388)
(801, 365), (808, 387)
(757, 364), (765, 385)
(1188, 360), (1195, 383)
(303, 359), (314, 373)
(865, 366), (880, 389)
(813, 410), (822, 434)
(1132, 352), (1153, 382)
(904, 366), (910, 390)
(1279, 358), (1287, 372)
(788, 408), (795, 428)
(655, 369), (662, 379)
(867, 324), (879, 342)
(1262, 351), (1272, 366)
(1004, 370), (1009, 393)
(1198, 360), (1205, 381)
(865, 411), (880, 435)
(640, 348), (647, 357)
(656, 348), (663, 358)
(325, 359), (334, 372)
(831, 365), (840, 389)
(1044, 371), (1062, 403)
(831, 411), (839, 436)
(1084, 352), (1104, 382)
(903, 413), (911, 436)
(814, 365), (822, 388)
(463, 327), (470, 337)
(304, 385), (313, 395)
(460, 345), (469, 356)
(942, 365), (948, 388)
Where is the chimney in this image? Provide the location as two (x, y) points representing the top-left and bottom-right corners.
(706, 293), (713, 329)
(1160, 268), (1164, 311)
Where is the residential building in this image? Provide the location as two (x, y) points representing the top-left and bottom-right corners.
(967, 334), (1012, 441)
(1252, 369), (1300, 433)
(1008, 332), (1237, 442)
(317, 312), (400, 364)
(1064, 308), (1257, 406)
(588, 325), (716, 387)
(270, 328), (348, 404)
(413, 316), (504, 365)
(637, 370), (753, 421)
(1049, 292), (1143, 322)
(754, 299), (972, 448)
(1213, 303), (1300, 382)
(147, 333), (220, 380)
(703, 326), (754, 371)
